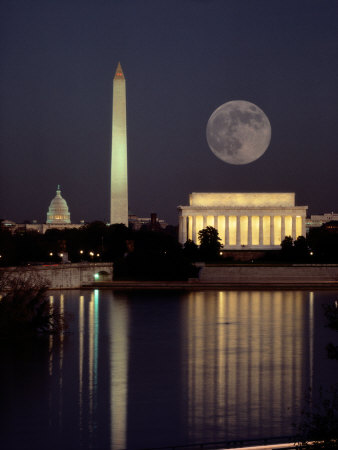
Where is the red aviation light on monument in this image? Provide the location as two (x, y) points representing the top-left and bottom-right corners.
(114, 62), (125, 80)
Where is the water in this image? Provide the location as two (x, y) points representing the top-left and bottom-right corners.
(1, 289), (337, 450)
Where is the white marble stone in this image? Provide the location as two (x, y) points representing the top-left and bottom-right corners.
(110, 62), (128, 226)
(178, 192), (308, 249)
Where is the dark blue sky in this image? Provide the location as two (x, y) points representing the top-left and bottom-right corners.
(1, 0), (337, 225)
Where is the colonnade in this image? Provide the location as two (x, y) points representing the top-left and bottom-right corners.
(179, 213), (305, 247)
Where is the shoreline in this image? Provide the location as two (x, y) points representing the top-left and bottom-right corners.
(80, 280), (338, 291)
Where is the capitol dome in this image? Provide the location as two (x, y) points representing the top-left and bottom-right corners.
(46, 185), (71, 224)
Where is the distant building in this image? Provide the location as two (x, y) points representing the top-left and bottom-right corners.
(1, 186), (84, 234)
(1, 186), (168, 234)
(178, 192), (307, 249)
(47, 185), (71, 224)
(322, 220), (338, 233)
(306, 212), (338, 233)
(128, 213), (167, 231)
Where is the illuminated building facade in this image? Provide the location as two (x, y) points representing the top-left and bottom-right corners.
(1, 186), (84, 233)
(110, 62), (128, 226)
(47, 185), (71, 224)
(128, 213), (167, 231)
(178, 192), (307, 248)
(306, 212), (338, 232)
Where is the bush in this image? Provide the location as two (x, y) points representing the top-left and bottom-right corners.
(0, 271), (65, 338)
(295, 386), (338, 449)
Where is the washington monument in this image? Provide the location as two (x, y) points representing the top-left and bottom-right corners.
(110, 62), (128, 226)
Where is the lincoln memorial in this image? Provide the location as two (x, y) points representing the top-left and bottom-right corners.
(178, 193), (307, 249)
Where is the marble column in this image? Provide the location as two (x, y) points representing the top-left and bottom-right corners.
(259, 216), (264, 246)
(214, 216), (219, 243)
(192, 216), (197, 243)
(236, 216), (241, 246)
(270, 216), (275, 246)
(248, 216), (252, 246)
(184, 216), (188, 243)
(225, 216), (229, 246)
(292, 216), (297, 240)
(203, 215), (207, 228)
(281, 215), (285, 242)
(301, 216), (306, 237)
(179, 215), (185, 243)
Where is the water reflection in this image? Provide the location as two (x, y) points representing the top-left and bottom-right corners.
(109, 294), (129, 449)
(1, 289), (336, 450)
(182, 291), (311, 441)
(79, 294), (84, 436)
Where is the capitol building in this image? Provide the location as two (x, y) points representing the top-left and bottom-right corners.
(46, 185), (71, 225)
(2, 186), (84, 234)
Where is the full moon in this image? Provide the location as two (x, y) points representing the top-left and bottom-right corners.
(206, 100), (271, 165)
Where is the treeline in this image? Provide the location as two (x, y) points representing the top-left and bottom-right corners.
(1, 221), (338, 278)
(0, 222), (200, 280)
(280, 226), (338, 263)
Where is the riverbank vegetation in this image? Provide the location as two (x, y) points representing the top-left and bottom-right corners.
(1, 221), (338, 279)
(0, 222), (199, 280)
(0, 272), (65, 339)
(295, 300), (338, 449)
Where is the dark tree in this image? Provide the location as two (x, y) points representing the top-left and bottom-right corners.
(183, 239), (200, 261)
(105, 223), (130, 261)
(280, 235), (294, 260)
(295, 387), (338, 449)
(198, 226), (222, 261)
(294, 235), (309, 260)
(308, 226), (338, 262)
(0, 271), (66, 338)
(295, 300), (338, 448)
(323, 301), (338, 361)
(280, 235), (309, 262)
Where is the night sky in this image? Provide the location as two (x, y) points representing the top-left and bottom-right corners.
(1, 0), (337, 225)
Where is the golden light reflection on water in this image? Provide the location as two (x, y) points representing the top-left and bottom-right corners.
(79, 295), (84, 432)
(109, 294), (129, 450)
(49, 295), (54, 377)
(182, 290), (310, 441)
(41, 289), (323, 448)
(48, 291), (100, 444)
(88, 290), (99, 438)
(59, 294), (64, 429)
(48, 295), (54, 431)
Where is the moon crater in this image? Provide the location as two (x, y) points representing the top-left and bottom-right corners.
(206, 100), (271, 165)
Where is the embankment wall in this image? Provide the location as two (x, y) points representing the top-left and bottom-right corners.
(0, 263), (113, 289)
(198, 264), (338, 285)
